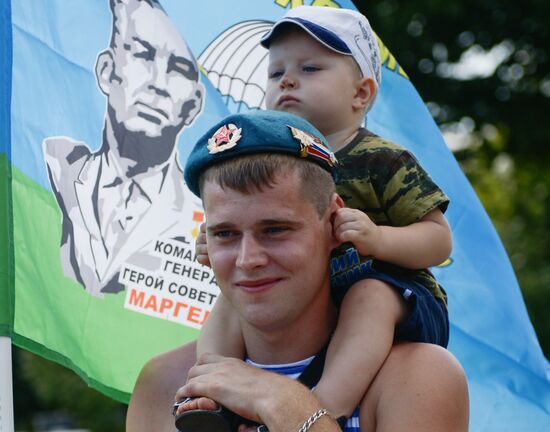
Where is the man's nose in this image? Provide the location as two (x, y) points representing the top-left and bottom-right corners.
(280, 74), (297, 90)
(149, 60), (170, 97)
(236, 234), (268, 270)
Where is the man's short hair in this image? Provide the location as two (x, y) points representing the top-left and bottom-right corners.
(108, 0), (165, 50)
(199, 153), (335, 218)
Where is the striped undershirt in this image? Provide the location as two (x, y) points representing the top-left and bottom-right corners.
(246, 357), (361, 431)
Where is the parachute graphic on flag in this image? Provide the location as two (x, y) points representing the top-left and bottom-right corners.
(0, 0), (549, 430)
(198, 20), (273, 112)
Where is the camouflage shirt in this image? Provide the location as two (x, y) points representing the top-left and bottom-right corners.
(331, 128), (449, 305)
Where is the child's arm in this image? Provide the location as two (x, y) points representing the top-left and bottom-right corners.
(334, 207), (451, 269)
(195, 223), (245, 358)
(196, 293), (245, 359)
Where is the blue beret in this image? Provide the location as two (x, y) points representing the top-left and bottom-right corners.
(184, 110), (338, 197)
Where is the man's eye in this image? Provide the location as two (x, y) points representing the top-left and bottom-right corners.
(265, 226), (289, 235)
(134, 50), (154, 61)
(172, 61), (190, 74)
(169, 57), (199, 80)
(213, 230), (235, 238)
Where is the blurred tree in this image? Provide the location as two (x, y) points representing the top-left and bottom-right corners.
(357, 0), (550, 355)
(14, 347), (126, 431)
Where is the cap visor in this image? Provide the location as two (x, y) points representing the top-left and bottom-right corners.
(260, 18), (352, 55)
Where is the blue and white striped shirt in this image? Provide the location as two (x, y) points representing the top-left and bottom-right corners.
(247, 357), (361, 432)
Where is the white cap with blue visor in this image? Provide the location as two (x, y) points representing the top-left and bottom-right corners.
(260, 5), (381, 88)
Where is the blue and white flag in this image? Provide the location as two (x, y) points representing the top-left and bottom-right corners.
(0, 1), (548, 429)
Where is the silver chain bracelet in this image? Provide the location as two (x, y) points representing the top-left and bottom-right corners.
(298, 408), (329, 432)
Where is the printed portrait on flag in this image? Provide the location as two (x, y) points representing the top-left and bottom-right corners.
(42, 0), (206, 297)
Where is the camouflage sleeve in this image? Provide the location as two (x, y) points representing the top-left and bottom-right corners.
(379, 149), (449, 226)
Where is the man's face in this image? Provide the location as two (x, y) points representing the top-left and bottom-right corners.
(107, 2), (201, 138)
(265, 29), (361, 137)
(203, 170), (336, 332)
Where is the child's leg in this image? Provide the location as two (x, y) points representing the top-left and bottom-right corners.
(176, 294), (245, 415)
(197, 293), (245, 358)
(313, 278), (407, 418)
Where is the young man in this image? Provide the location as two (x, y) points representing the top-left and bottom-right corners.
(126, 110), (468, 432)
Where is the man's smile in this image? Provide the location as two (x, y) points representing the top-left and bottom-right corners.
(235, 277), (282, 293)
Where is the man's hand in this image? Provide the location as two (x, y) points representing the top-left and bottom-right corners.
(333, 207), (381, 257)
(174, 354), (282, 423)
(195, 222), (210, 267)
(174, 354), (338, 432)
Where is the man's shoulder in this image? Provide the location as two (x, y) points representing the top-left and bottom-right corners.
(127, 342), (197, 432)
(44, 136), (93, 166)
(43, 136), (94, 188)
(359, 343), (468, 431)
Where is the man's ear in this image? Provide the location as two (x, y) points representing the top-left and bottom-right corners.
(352, 77), (377, 112)
(182, 81), (205, 126)
(331, 193), (345, 211)
(95, 49), (115, 96)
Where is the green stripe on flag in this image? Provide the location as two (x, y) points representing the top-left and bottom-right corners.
(0, 154), (14, 337)
(10, 164), (199, 401)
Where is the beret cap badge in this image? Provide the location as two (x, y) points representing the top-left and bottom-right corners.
(288, 125), (338, 167)
(207, 124), (242, 154)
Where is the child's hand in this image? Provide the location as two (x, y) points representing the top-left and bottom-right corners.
(195, 222), (211, 267)
(334, 208), (381, 257)
(173, 395), (219, 416)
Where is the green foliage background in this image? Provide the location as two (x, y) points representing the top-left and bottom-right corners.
(13, 1), (549, 429)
